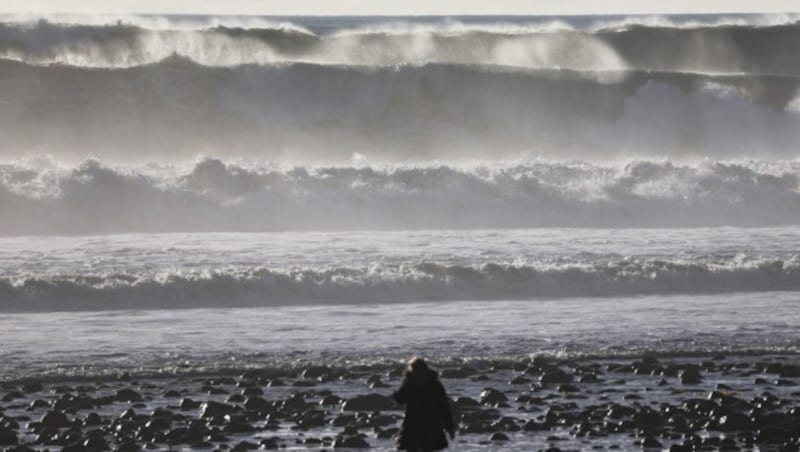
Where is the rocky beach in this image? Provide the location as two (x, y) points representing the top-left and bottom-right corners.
(2, 354), (800, 451)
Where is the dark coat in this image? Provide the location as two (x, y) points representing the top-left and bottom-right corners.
(392, 371), (455, 451)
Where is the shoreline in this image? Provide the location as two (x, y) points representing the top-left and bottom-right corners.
(2, 353), (799, 450)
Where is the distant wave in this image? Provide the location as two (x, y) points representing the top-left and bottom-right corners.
(3, 18), (800, 74)
(2, 257), (799, 312)
(1, 158), (800, 234)
(1, 57), (800, 160)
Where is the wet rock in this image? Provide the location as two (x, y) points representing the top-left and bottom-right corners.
(0, 426), (17, 445)
(454, 397), (481, 410)
(2, 391), (24, 402)
(244, 396), (270, 412)
(642, 436), (662, 448)
(29, 399), (49, 409)
(21, 381), (43, 393)
(491, 432), (509, 441)
(200, 401), (235, 419)
(83, 436), (108, 450)
(302, 366), (333, 381)
(179, 398), (200, 410)
(320, 395), (344, 406)
(540, 368), (573, 384)
(334, 435), (370, 448)
(342, 394), (396, 412)
(680, 366), (702, 385)
(41, 410), (72, 429)
(440, 367), (478, 379)
(84, 412), (103, 426)
(115, 389), (143, 403)
(479, 388), (508, 405)
(557, 384), (580, 393)
(232, 440), (258, 451)
(163, 390), (181, 398)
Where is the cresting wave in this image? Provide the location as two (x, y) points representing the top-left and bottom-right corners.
(2, 158), (800, 234)
(2, 17), (800, 74)
(1, 57), (800, 160)
(2, 257), (799, 312)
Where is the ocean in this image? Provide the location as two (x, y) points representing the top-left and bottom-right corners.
(0, 13), (799, 450)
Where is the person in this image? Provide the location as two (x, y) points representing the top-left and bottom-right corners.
(392, 357), (456, 451)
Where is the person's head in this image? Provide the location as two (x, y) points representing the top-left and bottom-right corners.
(404, 356), (432, 382)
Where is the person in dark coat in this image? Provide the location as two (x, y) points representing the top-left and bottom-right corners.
(392, 357), (456, 451)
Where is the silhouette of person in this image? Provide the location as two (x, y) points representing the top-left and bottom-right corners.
(392, 357), (456, 451)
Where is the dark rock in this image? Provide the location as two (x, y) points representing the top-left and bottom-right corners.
(179, 398), (200, 410)
(557, 384), (580, 393)
(490, 432), (509, 441)
(200, 401), (235, 419)
(479, 388), (508, 405)
(232, 441), (258, 451)
(84, 412), (103, 426)
(334, 435), (370, 448)
(244, 396), (270, 412)
(440, 367), (478, 379)
(21, 381), (43, 393)
(302, 366), (333, 380)
(642, 436), (662, 448)
(320, 395), (344, 406)
(163, 390), (181, 398)
(680, 366), (702, 384)
(41, 410), (71, 429)
(453, 397), (481, 410)
(540, 368), (573, 384)
(0, 426), (17, 445)
(83, 436), (108, 450)
(115, 389), (143, 403)
(342, 394), (396, 412)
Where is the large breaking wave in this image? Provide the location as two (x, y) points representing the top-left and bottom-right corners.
(1, 15), (800, 160)
(3, 257), (799, 312)
(1, 158), (800, 234)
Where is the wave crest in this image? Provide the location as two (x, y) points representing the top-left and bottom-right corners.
(3, 257), (799, 312)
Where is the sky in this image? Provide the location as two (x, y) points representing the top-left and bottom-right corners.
(1, 0), (799, 16)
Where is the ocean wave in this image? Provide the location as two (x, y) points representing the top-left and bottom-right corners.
(2, 158), (800, 234)
(2, 257), (799, 312)
(2, 18), (800, 74)
(1, 57), (799, 160)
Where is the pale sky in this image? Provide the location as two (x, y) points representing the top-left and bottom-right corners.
(2, 0), (799, 16)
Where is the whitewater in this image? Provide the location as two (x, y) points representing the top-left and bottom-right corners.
(1, 13), (799, 382)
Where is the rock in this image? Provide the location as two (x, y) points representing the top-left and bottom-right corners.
(302, 366), (333, 380)
(491, 432), (509, 441)
(83, 436), (108, 450)
(244, 396), (270, 412)
(115, 389), (143, 403)
(680, 366), (702, 384)
(716, 412), (751, 431)
(0, 426), (17, 445)
(84, 412), (103, 426)
(320, 395), (344, 406)
(21, 381), (43, 393)
(540, 368), (573, 384)
(453, 397), (481, 410)
(179, 398), (200, 410)
(163, 390), (181, 398)
(41, 410), (71, 429)
(440, 367), (478, 379)
(642, 436), (662, 448)
(334, 435), (370, 448)
(479, 388), (508, 405)
(200, 401), (235, 419)
(342, 394), (396, 412)
(557, 384), (580, 393)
